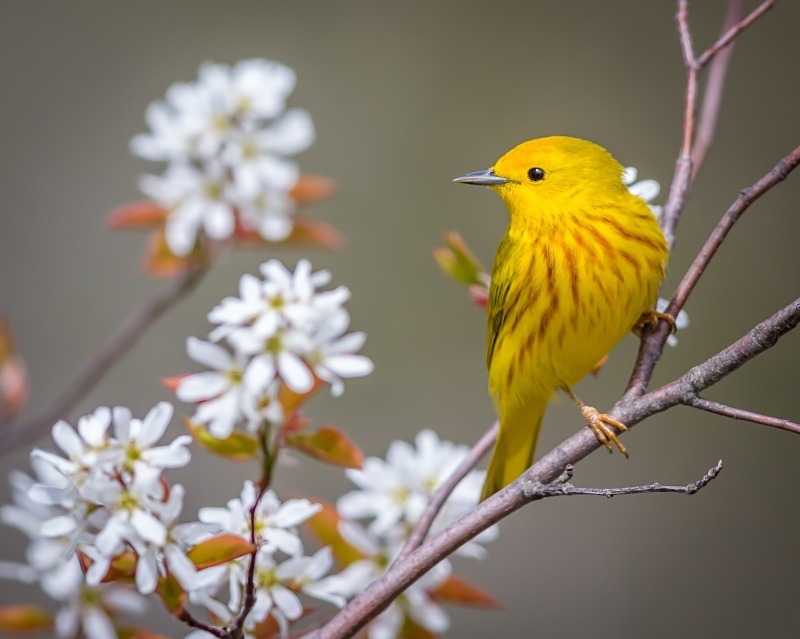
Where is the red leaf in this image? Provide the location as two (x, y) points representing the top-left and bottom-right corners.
(78, 549), (137, 583)
(278, 377), (325, 415)
(235, 218), (345, 252)
(290, 174), (338, 205)
(304, 500), (364, 567)
(156, 573), (186, 615)
(143, 230), (205, 278)
(186, 534), (256, 570)
(432, 575), (501, 609)
(285, 426), (363, 469)
(0, 319), (28, 416)
(251, 607), (316, 638)
(468, 284), (489, 309)
(399, 616), (438, 639)
(107, 200), (168, 230)
(0, 605), (52, 633)
(160, 375), (188, 392)
(185, 418), (259, 461)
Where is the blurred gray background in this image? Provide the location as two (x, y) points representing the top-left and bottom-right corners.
(1, 1), (799, 637)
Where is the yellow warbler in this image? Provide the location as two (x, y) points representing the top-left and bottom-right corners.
(455, 136), (669, 501)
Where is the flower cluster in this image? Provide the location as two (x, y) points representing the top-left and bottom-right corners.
(332, 430), (499, 637)
(177, 259), (373, 439)
(184, 482), (349, 637)
(0, 404), (197, 637)
(132, 59), (314, 256)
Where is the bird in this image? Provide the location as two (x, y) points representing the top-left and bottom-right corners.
(454, 136), (670, 501)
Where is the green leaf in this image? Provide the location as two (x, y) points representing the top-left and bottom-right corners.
(0, 605), (52, 633)
(285, 426), (363, 469)
(433, 231), (486, 287)
(186, 534), (256, 570)
(185, 418), (258, 461)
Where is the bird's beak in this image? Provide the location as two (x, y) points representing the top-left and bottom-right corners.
(452, 169), (510, 186)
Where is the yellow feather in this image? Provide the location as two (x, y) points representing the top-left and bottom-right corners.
(473, 136), (668, 500)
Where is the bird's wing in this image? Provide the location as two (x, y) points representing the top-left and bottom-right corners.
(486, 235), (520, 369)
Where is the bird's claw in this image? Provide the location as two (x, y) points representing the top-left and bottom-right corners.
(633, 310), (677, 337)
(581, 406), (629, 457)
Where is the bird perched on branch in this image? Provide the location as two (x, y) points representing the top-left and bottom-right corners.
(454, 136), (670, 501)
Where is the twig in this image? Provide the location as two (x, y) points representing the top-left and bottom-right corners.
(695, 0), (775, 70)
(521, 460), (723, 499)
(0, 267), (207, 451)
(660, 0), (697, 249)
(179, 609), (227, 638)
(393, 422), (498, 564)
(690, 0), (744, 178)
(624, 145), (800, 399)
(228, 427), (276, 638)
(683, 396), (800, 436)
(311, 298), (800, 639)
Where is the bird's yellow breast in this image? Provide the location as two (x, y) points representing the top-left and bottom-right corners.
(487, 197), (666, 415)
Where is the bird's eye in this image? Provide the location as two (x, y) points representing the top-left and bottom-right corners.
(527, 167), (545, 182)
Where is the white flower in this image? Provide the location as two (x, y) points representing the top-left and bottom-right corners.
(277, 547), (346, 608)
(657, 297), (690, 347)
(333, 520), (452, 639)
(234, 550), (303, 635)
(132, 58), (315, 251)
(199, 59), (298, 123)
(307, 312), (374, 397)
(178, 337), (249, 438)
(107, 402), (192, 473)
(54, 583), (148, 639)
(623, 166), (663, 219)
(198, 482), (320, 556)
(237, 190), (296, 242)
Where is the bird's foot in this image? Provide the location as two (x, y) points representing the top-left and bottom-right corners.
(581, 406), (629, 458)
(633, 310), (677, 338)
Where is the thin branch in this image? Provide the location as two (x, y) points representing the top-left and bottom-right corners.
(660, 0), (697, 249)
(179, 609), (227, 638)
(393, 422), (498, 564)
(695, 0), (775, 70)
(690, 0), (744, 178)
(312, 297), (800, 639)
(0, 267), (207, 451)
(624, 145), (800, 400)
(684, 396), (800, 436)
(521, 460), (723, 500)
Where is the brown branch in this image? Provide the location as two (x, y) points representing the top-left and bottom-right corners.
(0, 267), (207, 451)
(695, 0), (775, 70)
(684, 396), (800, 436)
(660, 0), (697, 249)
(521, 460), (723, 500)
(312, 298), (800, 639)
(624, 144), (800, 399)
(393, 422), (498, 565)
(179, 609), (227, 638)
(690, 0), (744, 178)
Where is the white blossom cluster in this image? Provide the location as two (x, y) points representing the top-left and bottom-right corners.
(184, 482), (351, 638)
(132, 59), (315, 256)
(0, 404), (197, 638)
(333, 430), (499, 638)
(177, 259), (373, 439)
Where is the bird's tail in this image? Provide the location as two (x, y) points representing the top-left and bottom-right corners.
(480, 400), (546, 502)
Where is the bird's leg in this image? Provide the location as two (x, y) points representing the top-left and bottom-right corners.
(561, 386), (629, 457)
(633, 310), (677, 338)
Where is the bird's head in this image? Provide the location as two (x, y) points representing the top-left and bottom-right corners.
(454, 136), (628, 213)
